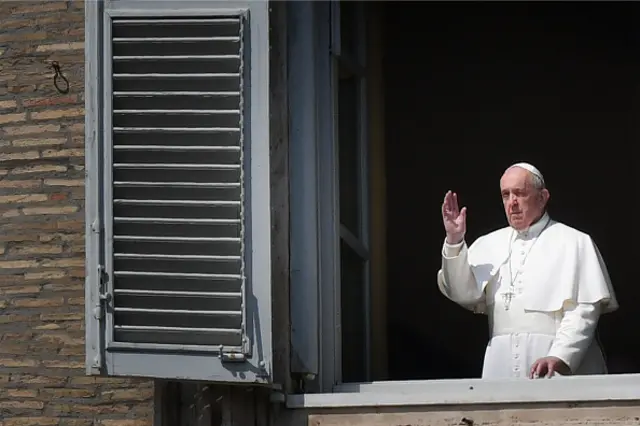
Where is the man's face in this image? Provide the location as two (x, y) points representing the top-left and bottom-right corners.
(500, 167), (549, 230)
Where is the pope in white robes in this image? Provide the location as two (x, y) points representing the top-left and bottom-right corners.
(437, 162), (618, 379)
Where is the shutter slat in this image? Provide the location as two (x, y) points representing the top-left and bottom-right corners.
(113, 200), (240, 206)
(113, 112), (240, 116)
(114, 182), (239, 188)
(114, 181), (239, 186)
(113, 163), (239, 169)
(114, 236), (240, 242)
(112, 18), (240, 24)
(114, 91), (239, 96)
(115, 253), (240, 261)
(115, 326), (240, 334)
(113, 55), (240, 60)
(113, 73), (239, 77)
(114, 217), (239, 224)
(113, 128), (238, 133)
(114, 290), (241, 298)
(115, 308), (241, 316)
(113, 127), (240, 133)
(113, 37), (240, 42)
(114, 327), (241, 347)
(115, 272), (241, 279)
(109, 16), (247, 352)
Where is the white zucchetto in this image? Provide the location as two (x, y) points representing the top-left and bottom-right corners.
(508, 162), (545, 186)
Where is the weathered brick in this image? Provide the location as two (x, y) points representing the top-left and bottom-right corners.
(40, 313), (82, 322)
(12, 297), (64, 308)
(22, 96), (78, 108)
(0, 3), (153, 424)
(9, 375), (66, 386)
(44, 283), (83, 293)
(5, 389), (39, 398)
(41, 149), (84, 158)
(101, 388), (154, 402)
(2, 124), (60, 135)
(0, 100), (18, 109)
(40, 388), (93, 399)
(34, 333), (83, 347)
(36, 42), (84, 52)
(11, 164), (66, 175)
(0, 113), (26, 125)
(66, 123), (84, 133)
(35, 323), (61, 330)
(22, 206), (78, 215)
(0, 151), (39, 162)
(41, 360), (84, 369)
(0, 344), (29, 355)
(11, 138), (66, 147)
(9, 244), (63, 256)
(2, 209), (23, 218)
(24, 271), (65, 280)
(0, 32), (47, 43)
(60, 420), (93, 426)
(99, 421), (151, 426)
(41, 259), (83, 268)
(43, 179), (83, 187)
(2, 418), (58, 426)
(67, 297), (83, 306)
(10, 2), (67, 15)
(0, 194), (47, 204)
(49, 193), (67, 201)
(0, 286), (41, 295)
(0, 179), (42, 189)
(0, 315), (37, 325)
(59, 346), (84, 356)
(0, 358), (38, 368)
(70, 136), (84, 147)
(31, 108), (84, 121)
(0, 400), (44, 409)
(0, 260), (39, 269)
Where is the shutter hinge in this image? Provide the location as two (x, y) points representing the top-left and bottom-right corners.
(218, 345), (246, 363)
(94, 265), (111, 320)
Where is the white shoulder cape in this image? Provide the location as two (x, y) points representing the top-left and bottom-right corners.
(467, 220), (618, 313)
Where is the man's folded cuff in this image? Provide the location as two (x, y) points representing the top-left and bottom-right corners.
(443, 239), (465, 258)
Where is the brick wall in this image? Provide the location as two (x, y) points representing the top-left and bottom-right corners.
(0, 2), (154, 425)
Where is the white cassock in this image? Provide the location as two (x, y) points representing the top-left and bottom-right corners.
(437, 212), (618, 379)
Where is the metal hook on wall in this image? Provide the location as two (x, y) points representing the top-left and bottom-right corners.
(50, 61), (69, 94)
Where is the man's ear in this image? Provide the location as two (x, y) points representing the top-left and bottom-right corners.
(541, 188), (550, 205)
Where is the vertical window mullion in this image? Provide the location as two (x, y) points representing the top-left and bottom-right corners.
(334, 0), (371, 384)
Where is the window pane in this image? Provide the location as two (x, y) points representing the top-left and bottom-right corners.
(340, 239), (367, 383)
(338, 70), (361, 235)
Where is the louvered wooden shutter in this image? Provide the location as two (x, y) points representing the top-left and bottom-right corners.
(85, 1), (272, 384)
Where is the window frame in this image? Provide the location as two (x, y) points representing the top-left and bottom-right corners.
(84, 0), (274, 384)
(286, 0), (640, 407)
(331, 0), (372, 385)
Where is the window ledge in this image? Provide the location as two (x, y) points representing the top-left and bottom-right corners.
(286, 374), (640, 408)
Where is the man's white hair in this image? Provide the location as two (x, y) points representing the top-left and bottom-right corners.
(507, 162), (546, 190)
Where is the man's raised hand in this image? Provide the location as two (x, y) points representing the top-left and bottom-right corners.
(442, 190), (466, 245)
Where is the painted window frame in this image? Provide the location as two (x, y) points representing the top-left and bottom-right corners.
(285, 0), (640, 408)
(331, 0), (372, 385)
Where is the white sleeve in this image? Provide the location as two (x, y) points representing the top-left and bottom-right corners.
(437, 239), (485, 306)
(547, 302), (601, 373)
